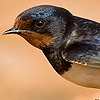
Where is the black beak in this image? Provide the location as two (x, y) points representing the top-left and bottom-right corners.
(3, 27), (34, 35)
(3, 27), (22, 35)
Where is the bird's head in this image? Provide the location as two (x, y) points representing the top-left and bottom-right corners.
(3, 5), (74, 49)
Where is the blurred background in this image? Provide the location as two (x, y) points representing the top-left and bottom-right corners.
(1, 0), (100, 100)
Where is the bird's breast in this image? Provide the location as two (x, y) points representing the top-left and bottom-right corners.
(61, 63), (100, 88)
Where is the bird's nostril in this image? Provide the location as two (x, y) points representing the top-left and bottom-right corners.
(14, 27), (19, 30)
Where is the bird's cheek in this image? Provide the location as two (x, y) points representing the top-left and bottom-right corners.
(20, 33), (54, 49)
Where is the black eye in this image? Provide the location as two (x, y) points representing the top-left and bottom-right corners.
(35, 20), (45, 28)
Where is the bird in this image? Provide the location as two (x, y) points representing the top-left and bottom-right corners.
(3, 5), (100, 89)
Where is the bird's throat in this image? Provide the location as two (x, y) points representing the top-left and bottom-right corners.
(19, 32), (54, 49)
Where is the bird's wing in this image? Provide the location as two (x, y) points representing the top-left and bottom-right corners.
(61, 16), (100, 68)
(61, 42), (100, 67)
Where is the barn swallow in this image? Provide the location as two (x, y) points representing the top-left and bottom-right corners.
(3, 5), (100, 89)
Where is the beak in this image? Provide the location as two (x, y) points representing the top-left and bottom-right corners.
(3, 27), (22, 35)
(3, 27), (34, 35)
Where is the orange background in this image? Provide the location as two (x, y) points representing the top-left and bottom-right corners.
(1, 0), (100, 100)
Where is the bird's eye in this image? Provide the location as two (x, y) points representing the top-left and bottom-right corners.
(35, 20), (45, 28)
